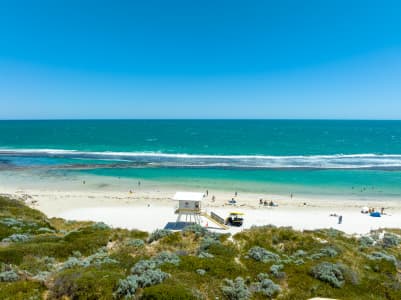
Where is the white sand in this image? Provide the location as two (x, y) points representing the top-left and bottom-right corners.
(57, 204), (401, 235)
(1, 171), (401, 235)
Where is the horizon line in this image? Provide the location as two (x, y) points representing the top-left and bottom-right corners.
(1, 118), (401, 121)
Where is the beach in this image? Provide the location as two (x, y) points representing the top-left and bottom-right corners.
(2, 170), (401, 235)
(1, 120), (401, 235)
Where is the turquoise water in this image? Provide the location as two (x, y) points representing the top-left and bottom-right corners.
(1, 120), (401, 197)
(1, 120), (401, 155)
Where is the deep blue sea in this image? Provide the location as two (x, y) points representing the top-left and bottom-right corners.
(1, 120), (401, 198)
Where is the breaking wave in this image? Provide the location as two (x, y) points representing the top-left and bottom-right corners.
(1, 149), (401, 170)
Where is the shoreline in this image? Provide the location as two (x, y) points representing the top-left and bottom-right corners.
(1, 171), (401, 235)
(0, 179), (401, 234)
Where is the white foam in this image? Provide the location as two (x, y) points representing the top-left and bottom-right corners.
(1, 148), (401, 169)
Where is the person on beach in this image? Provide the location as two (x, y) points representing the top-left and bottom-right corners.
(290, 193), (293, 199)
(138, 181), (141, 187)
(259, 198), (263, 206)
(206, 190), (208, 196)
(212, 195), (215, 202)
(338, 215), (343, 224)
(235, 191), (238, 197)
(229, 198), (236, 205)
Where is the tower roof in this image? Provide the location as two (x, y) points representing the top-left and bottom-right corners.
(173, 192), (205, 202)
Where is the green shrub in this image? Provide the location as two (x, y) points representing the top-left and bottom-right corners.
(293, 258), (305, 265)
(309, 246), (338, 260)
(148, 229), (173, 243)
(319, 246), (338, 257)
(199, 236), (220, 252)
(270, 264), (285, 278)
(19, 255), (56, 274)
(153, 251), (180, 266)
(130, 252), (180, 275)
(359, 236), (375, 248)
(0, 270), (19, 282)
(252, 278), (281, 297)
(159, 231), (183, 246)
(49, 266), (124, 300)
(2, 234), (31, 243)
(116, 259), (170, 298)
(256, 273), (269, 281)
(221, 277), (251, 300)
(92, 222), (111, 230)
(32, 271), (51, 283)
(381, 233), (401, 248)
(72, 250), (82, 257)
(125, 238), (145, 248)
(310, 262), (344, 288)
(293, 249), (307, 257)
(0, 226), (110, 264)
(37, 227), (56, 233)
(367, 251), (397, 265)
(247, 247), (280, 263)
(0, 218), (24, 227)
(60, 247), (118, 270)
(121, 254), (172, 295)
(131, 260), (158, 274)
(113, 275), (138, 299)
(198, 251), (214, 258)
(136, 269), (169, 287)
(62, 226), (112, 256)
(183, 224), (209, 237)
(0, 197), (50, 229)
(196, 269), (206, 276)
(60, 256), (88, 269)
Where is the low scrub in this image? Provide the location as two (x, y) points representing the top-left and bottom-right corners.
(247, 246), (280, 263)
(252, 277), (281, 297)
(148, 229), (173, 243)
(310, 262), (345, 288)
(0, 270), (19, 282)
(221, 277), (251, 300)
(1, 196), (401, 300)
(49, 266), (124, 300)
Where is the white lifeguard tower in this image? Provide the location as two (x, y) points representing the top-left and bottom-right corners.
(173, 191), (204, 224)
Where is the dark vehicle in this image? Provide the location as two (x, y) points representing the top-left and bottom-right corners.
(225, 212), (244, 227)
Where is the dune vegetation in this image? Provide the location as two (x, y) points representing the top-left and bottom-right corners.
(0, 195), (400, 299)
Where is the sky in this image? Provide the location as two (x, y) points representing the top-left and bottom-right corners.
(0, 0), (401, 119)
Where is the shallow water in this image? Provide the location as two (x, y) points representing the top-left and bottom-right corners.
(1, 120), (401, 199)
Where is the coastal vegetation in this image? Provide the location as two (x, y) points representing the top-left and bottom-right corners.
(0, 195), (400, 299)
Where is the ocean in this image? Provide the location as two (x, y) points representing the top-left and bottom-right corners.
(1, 119), (401, 198)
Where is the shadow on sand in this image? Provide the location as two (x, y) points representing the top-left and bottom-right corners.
(164, 221), (223, 231)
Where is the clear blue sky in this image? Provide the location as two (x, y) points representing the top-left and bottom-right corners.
(1, 0), (401, 119)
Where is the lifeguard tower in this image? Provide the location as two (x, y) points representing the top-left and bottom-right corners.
(173, 192), (204, 224)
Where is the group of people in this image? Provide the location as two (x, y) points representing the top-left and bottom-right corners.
(259, 198), (278, 207)
(361, 207), (385, 215)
